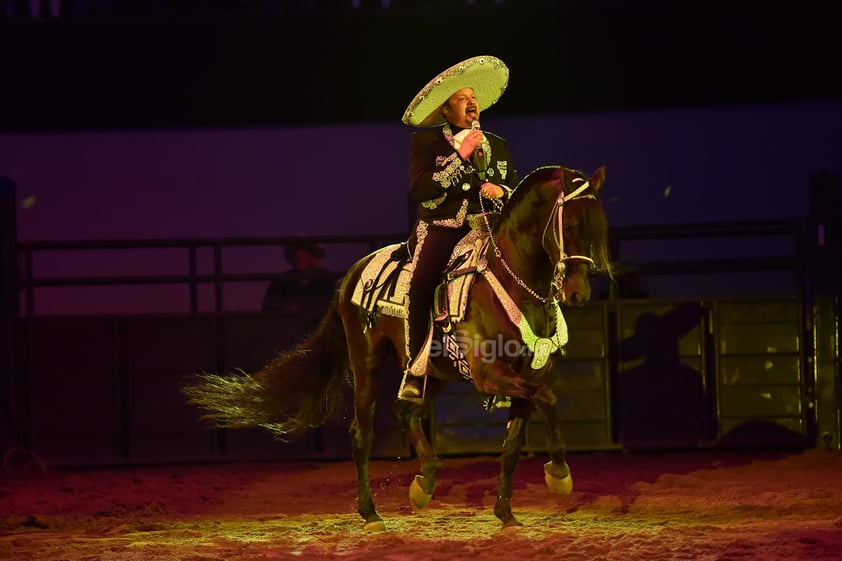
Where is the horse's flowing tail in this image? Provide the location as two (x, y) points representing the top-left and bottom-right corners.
(182, 293), (350, 441)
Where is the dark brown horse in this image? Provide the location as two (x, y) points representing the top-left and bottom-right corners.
(183, 165), (613, 532)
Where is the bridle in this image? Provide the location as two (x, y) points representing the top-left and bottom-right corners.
(481, 175), (596, 304)
(545, 176), (597, 300)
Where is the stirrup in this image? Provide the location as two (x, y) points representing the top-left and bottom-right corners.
(405, 319), (435, 378)
(482, 395), (511, 411)
(400, 311), (436, 402)
(398, 371), (426, 402)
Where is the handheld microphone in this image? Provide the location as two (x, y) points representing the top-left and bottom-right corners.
(471, 120), (488, 178)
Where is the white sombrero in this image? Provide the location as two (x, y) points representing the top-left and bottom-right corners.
(401, 55), (510, 127)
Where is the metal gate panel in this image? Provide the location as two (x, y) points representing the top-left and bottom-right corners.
(536, 304), (615, 451)
(525, 356), (618, 452)
(561, 304), (608, 359)
(222, 313), (311, 373)
(719, 416), (805, 438)
(719, 324), (800, 355)
(431, 382), (509, 456)
(27, 317), (122, 466)
(714, 297), (809, 447)
(719, 355), (802, 386)
(553, 359), (608, 417)
(126, 315), (219, 463)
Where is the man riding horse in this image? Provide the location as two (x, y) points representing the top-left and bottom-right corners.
(182, 54), (612, 531)
(398, 55), (520, 402)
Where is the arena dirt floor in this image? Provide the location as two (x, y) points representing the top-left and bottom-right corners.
(1, 445), (841, 561)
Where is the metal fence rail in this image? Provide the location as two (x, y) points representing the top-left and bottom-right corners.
(17, 219), (808, 316)
(18, 233), (407, 316)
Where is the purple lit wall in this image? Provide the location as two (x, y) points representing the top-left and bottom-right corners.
(2, 101), (840, 314)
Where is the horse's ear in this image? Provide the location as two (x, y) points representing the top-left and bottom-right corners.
(591, 166), (607, 193)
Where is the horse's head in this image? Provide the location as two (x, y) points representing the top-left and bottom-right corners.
(544, 165), (613, 306)
(492, 165), (613, 307)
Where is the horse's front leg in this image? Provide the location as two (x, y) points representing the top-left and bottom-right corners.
(536, 398), (573, 495)
(397, 400), (442, 509)
(494, 398), (531, 530)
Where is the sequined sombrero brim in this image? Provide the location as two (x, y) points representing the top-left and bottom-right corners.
(401, 55), (509, 127)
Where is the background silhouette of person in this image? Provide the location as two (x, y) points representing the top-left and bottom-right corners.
(616, 302), (708, 448)
(261, 240), (336, 317)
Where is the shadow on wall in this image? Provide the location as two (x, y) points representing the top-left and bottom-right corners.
(716, 420), (809, 450)
(616, 302), (709, 449)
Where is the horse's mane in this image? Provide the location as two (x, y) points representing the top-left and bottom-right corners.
(496, 165), (613, 276)
(497, 165), (561, 223)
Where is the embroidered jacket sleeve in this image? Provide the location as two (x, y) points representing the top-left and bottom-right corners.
(408, 128), (474, 206)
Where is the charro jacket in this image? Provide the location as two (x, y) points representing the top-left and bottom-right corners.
(409, 124), (519, 227)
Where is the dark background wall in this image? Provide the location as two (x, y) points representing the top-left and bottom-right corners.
(1, 1), (840, 130)
(3, 103), (840, 240)
(1, 1), (840, 313)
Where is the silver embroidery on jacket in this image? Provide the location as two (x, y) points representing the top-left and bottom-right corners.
(432, 153), (465, 190)
(421, 192), (447, 209)
(431, 200), (469, 228)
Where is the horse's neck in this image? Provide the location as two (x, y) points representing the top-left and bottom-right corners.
(491, 198), (556, 297)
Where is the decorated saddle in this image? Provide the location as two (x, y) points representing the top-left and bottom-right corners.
(350, 228), (490, 328)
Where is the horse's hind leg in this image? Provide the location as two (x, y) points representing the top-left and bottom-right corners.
(537, 399), (573, 495)
(346, 333), (389, 531)
(493, 399), (531, 530)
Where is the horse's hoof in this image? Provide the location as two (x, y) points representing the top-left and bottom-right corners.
(409, 475), (434, 509)
(544, 470), (573, 495)
(363, 519), (387, 532)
